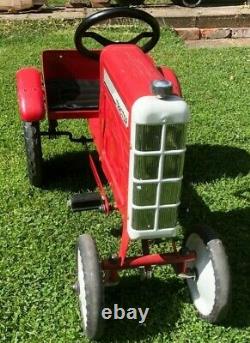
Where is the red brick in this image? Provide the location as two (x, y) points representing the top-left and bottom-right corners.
(200, 28), (231, 39)
(175, 28), (200, 41)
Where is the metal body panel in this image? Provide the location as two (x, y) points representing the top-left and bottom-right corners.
(157, 66), (182, 97)
(88, 45), (164, 214)
(16, 68), (45, 122)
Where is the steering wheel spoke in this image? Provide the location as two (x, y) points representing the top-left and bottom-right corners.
(83, 32), (116, 47)
(127, 31), (154, 44)
(74, 8), (160, 59)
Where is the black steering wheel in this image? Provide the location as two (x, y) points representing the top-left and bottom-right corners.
(74, 8), (160, 60)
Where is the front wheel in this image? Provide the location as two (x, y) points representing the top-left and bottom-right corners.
(23, 121), (43, 187)
(184, 226), (231, 323)
(76, 234), (104, 340)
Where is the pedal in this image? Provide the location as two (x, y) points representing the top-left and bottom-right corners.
(67, 192), (103, 212)
(140, 266), (153, 281)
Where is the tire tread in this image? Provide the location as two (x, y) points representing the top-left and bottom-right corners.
(77, 234), (104, 340)
(23, 121), (43, 187)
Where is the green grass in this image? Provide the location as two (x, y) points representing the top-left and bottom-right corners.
(0, 20), (250, 343)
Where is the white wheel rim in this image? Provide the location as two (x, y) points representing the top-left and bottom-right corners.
(77, 249), (87, 329)
(185, 233), (216, 316)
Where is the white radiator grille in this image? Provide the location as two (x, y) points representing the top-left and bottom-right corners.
(127, 95), (190, 240)
(131, 123), (186, 231)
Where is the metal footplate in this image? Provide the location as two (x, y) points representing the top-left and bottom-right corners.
(68, 192), (103, 212)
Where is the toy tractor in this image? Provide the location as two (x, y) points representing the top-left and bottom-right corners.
(16, 8), (231, 340)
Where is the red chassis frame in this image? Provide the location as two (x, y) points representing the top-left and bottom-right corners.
(16, 47), (196, 277)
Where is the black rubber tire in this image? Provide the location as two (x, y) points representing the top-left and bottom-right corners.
(23, 121), (43, 187)
(116, 0), (145, 5)
(184, 226), (231, 323)
(76, 234), (104, 340)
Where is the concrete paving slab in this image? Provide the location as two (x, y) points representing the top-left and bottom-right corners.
(185, 37), (250, 47)
(0, 5), (249, 28)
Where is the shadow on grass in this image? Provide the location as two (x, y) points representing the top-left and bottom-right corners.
(42, 150), (105, 193)
(180, 144), (250, 328)
(101, 276), (185, 342)
(183, 144), (250, 185)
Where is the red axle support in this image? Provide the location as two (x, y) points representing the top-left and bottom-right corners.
(102, 251), (196, 271)
(88, 153), (110, 213)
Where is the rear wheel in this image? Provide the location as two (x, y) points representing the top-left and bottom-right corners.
(76, 234), (104, 340)
(116, 0), (145, 5)
(23, 121), (43, 187)
(184, 226), (231, 323)
(172, 0), (202, 7)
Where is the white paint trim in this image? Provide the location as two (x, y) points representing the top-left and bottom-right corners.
(134, 148), (186, 156)
(133, 176), (183, 184)
(77, 249), (87, 330)
(132, 95), (190, 125)
(103, 69), (129, 127)
(153, 123), (166, 230)
(132, 203), (180, 210)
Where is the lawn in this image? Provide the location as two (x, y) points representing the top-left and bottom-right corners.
(0, 20), (250, 343)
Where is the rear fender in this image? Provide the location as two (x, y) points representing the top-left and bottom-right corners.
(16, 68), (45, 122)
(158, 66), (182, 97)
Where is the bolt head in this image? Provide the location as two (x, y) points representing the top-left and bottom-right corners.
(72, 282), (80, 294)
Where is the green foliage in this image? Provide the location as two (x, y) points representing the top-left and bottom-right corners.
(0, 20), (249, 342)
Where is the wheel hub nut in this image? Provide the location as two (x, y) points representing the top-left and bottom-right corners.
(72, 282), (80, 294)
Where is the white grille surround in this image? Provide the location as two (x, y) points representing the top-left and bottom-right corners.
(127, 95), (190, 240)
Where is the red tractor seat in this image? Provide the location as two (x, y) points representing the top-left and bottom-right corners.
(45, 79), (99, 111)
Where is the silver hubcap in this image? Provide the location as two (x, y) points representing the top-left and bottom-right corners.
(185, 233), (216, 316)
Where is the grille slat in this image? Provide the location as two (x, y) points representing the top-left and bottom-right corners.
(135, 125), (162, 151)
(134, 155), (159, 180)
(133, 183), (157, 206)
(165, 124), (187, 150)
(132, 209), (155, 231)
(163, 154), (185, 179)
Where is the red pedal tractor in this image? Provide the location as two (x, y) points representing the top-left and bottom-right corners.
(16, 8), (231, 340)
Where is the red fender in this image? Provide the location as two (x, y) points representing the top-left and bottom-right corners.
(158, 66), (182, 97)
(16, 68), (45, 122)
